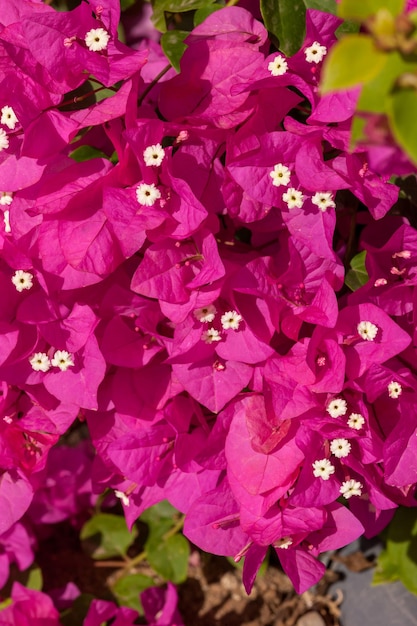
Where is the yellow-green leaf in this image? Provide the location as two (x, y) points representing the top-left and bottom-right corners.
(321, 34), (388, 93)
(338, 0), (406, 20)
(387, 89), (417, 166)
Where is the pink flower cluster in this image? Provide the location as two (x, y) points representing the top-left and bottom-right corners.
(0, 0), (416, 600)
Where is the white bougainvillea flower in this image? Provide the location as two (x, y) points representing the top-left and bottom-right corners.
(221, 310), (243, 330)
(311, 191), (335, 211)
(143, 143), (165, 167)
(194, 304), (217, 323)
(1, 106), (18, 130)
(340, 479), (363, 499)
(270, 163), (291, 187)
(114, 490), (130, 507)
(282, 188), (304, 209)
(326, 398), (348, 418)
(136, 183), (161, 206)
(3, 210), (11, 233)
(305, 41), (327, 64)
(330, 438), (351, 458)
(388, 380), (402, 398)
(85, 28), (110, 52)
(268, 55), (288, 76)
(51, 350), (75, 371)
(12, 270), (33, 292)
(202, 328), (222, 344)
(0, 192), (13, 206)
(312, 458), (335, 480)
(29, 352), (51, 372)
(0, 128), (9, 152)
(347, 412), (365, 430)
(357, 320), (378, 341)
(274, 537), (293, 549)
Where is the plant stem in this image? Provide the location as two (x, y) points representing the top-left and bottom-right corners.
(138, 64), (172, 106)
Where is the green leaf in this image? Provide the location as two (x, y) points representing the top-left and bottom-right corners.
(69, 145), (110, 162)
(338, 0), (406, 20)
(141, 500), (178, 524)
(60, 595), (94, 626)
(26, 566), (43, 591)
(112, 573), (155, 612)
(373, 507), (417, 594)
(387, 88), (417, 166)
(80, 513), (137, 560)
(151, 0), (215, 32)
(146, 533), (189, 583)
(345, 250), (369, 291)
(121, 0), (136, 10)
(320, 35), (388, 93)
(261, 0), (306, 56)
(194, 3), (223, 26)
(358, 52), (417, 114)
(161, 30), (188, 72)
(304, 0), (337, 12)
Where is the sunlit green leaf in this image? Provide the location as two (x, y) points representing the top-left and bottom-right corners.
(161, 30), (188, 72)
(69, 145), (110, 162)
(338, 0), (406, 20)
(112, 573), (154, 612)
(152, 0), (215, 32)
(80, 513), (137, 560)
(146, 533), (189, 583)
(321, 35), (388, 93)
(373, 507), (417, 594)
(304, 0), (337, 12)
(261, 0), (306, 56)
(345, 250), (368, 291)
(387, 88), (417, 166)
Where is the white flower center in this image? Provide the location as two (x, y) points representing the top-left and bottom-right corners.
(51, 350), (75, 371)
(0, 106), (18, 130)
(136, 183), (161, 207)
(268, 55), (288, 76)
(312, 458), (335, 480)
(85, 28), (110, 52)
(220, 310), (242, 330)
(347, 412), (365, 430)
(388, 380), (402, 398)
(12, 270), (33, 292)
(282, 188), (304, 210)
(3, 209), (11, 233)
(305, 41), (327, 64)
(330, 438), (351, 458)
(114, 490), (130, 507)
(311, 191), (335, 211)
(326, 398), (348, 418)
(270, 163), (291, 187)
(0, 192), (13, 206)
(357, 320), (378, 341)
(340, 479), (363, 499)
(29, 352), (51, 372)
(274, 536), (293, 549)
(0, 128), (9, 152)
(143, 143), (165, 167)
(194, 304), (217, 323)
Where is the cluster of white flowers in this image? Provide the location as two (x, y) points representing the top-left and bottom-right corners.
(29, 350), (75, 373)
(194, 306), (243, 343)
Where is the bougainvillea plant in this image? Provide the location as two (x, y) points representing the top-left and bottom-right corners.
(1, 0), (417, 622)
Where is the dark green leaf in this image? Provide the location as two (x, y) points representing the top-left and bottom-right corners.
(338, 0), (406, 20)
(320, 35), (388, 93)
(121, 0), (136, 9)
(261, 0), (306, 56)
(112, 573), (155, 612)
(345, 250), (368, 291)
(141, 500), (178, 524)
(80, 513), (137, 560)
(304, 0), (337, 12)
(69, 145), (110, 162)
(194, 3), (223, 26)
(387, 88), (417, 166)
(146, 533), (189, 583)
(373, 507), (417, 594)
(161, 30), (188, 72)
(60, 595), (94, 626)
(152, 0), (215, 32)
